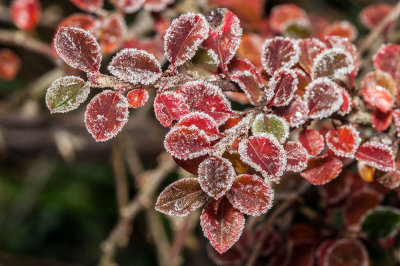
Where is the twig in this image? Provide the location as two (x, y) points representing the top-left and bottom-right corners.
(245, 195), (300, 266)
(358, 1), (400, 57)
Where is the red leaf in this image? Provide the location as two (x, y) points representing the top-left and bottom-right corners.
(325, 125), (361, 158)
(372, 109), (392, 132)
(227, 174), (274, 216)
(0, 49), (20, 80)
(58, 13), (99, 32)
(321, 21), (358, 42)
(319, 173), (352, 205)
(274, 96), (308, 128)
(298, 129), (324, 157)
(300, 152), (343, 185)
(238, 133), (286, 183)
(113, 0), (145, 13)
(108, 48), (161, 85)
(198, 156), (236, 199)
(155, 178), (208, 216)
(236, 33), (264, 69)
(266, 68), (298, 107)
(173, 155), (208, 175)
(70, 0), (103, 12)
(269, 4), (308, 33)
(230, 71), (262, 105)
(319, 239), (369, 266)
(164, 13), (209, 68)
(99, 13), (126, 54)
(153, 91), (190, 127)
(362, 71), (394, 113)
(54, 27), (102, 73)
(298, 38), (326, 74)
(200, 197), (245, 254)
(10, 0), (41, 31)
(284, 141), (308, 172)
(164, 126), (211, 160)
(355, 141), (395, 171)
(392, 109), (400, 137)
(361, 4), (395, 34)
(202, 8), (242, 72)
(338, 88), (352, 116)
(176, 112), (222, 141)
(311, 48), (355, 80)
(261, 36), (300, 75)
(143, 0), (173, 11)
(228, 57), (261, 81)
(126, 89), (148, 108)
(293, 68), (310, 99)
(305, 77), (343, 119)
(84, 90), (129, 142)
(123, 37), (165, 63)
(373, 44), (400, 85)
(377, 161), (400, 189)
(177, 81), (232, 125)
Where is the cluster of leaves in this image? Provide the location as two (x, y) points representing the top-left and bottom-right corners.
(33, 0), (400, 261)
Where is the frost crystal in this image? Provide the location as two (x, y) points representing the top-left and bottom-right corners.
(326, 125), (361, 158)
(284, 141), (308, 172)
(297, 38), (326, 74)
(311, 48), (355, 80)
(267, 68), (298, 107)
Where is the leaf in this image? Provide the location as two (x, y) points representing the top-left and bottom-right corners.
(227, 174), (274, 216)
(176, 112), (222, 141)
(10, 0), (41, 31)
(304, 77), (343, 119)
(236, 33), (264, 69)
(202, 8), (243, 71)
(58, 13), (99, 33)
(143, 0), (173, 12)
(361, 4), (395, 35)
(361, 207), (400, 240)
(126, 89), (148, 108)
(164, 126), (211, 160)
(311, 48), (354, 80)
(321, 21), (358, 42)
(357, 161), (375, 183)
(266, 68), (298, 107)
(184, 47), (219, 80)
(319, 239), (369, 266)
(261, 36), (300, 76)
(362, 71), (394, 113)
(338, 88), (352, 116)
(70, 0), (103, 12)
(319, 173), (352, 205)
(173, 155), (209, 175)
(230, 71), (262, 106)
(298, 129), (324, 157)
(153, 91), (190, 127)
(108, 48), (161, 85)
(297, 38), (326, 74)
(177, 81), (232, 125)
(355, 141), (395, 172)
(238, 133), (286, 183)
(112, 0), (146, 13)
(274, 95), (308, 128)
(0, 48), (20, 80)
(300, 152), (343, 185)
(164, 13), (209, 68)
(200, 197), (245, 254)
(376, 161), (400, 189)
(251, 114), (289, 144)
(392, 109), (400, 137)
(284, 141), (308, 172)
(325, 125), (361, 158)
(373, 44), (400, 85)
(99, 13), (126, 54)
(46, 76), (90, 113)
(269, 4), (308, 33)
(293, 69), (310, 99)
(54, 27), (102, 73)
(84, 90), (129, 142)
(155, 178), (208, 216)
(198, 156), (236, 199)
(372, 109), (392, 132)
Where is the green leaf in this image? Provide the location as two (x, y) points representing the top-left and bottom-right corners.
(283, 21), (311, 39)
(251, 114), (289, 143)
(184, 48), (218, 80)
(361, 206), (400, 240)
(46, 76), (90, 113)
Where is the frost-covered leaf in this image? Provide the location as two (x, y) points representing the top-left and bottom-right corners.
(198, 156), (236, 199)
(155, 178), (207, 216)
(274, 95), (308, 128)
(361, 206), (400, 241)
(112, 0), (145, 13)
(123, 37), (165, 63)
(319, 239), (369, 266)
(99, 13), (126, 54)
(361, 4), (395, 34)
(266, 68), (298, 107)
(228, 57), (261, 82)
(238, 133), (286, 183)
(154, 92), (190, 127)
(177, 81), (232, 125)
(372, 109), (392, 132)
(176, 112), (222, 141)
(10, 0), (41, 31)
(338, 88), (352, 116)
(300, 152), (343, 185)
(200, 197), (245, 254)
(0, 49), (20, 80)
(321, 21), (358, 42)
(326, 125), (361, 158)
(373, 44), (400, 85)
(46, 76), (90, 113)
(261, 37), (300, 76)
(311, 48), (354, 80)
(227, 174), (274, 216)
(84, 90), (129, 142)
(230, 71), (262, 106)
(251, 114), (289, 144)
(108, 48), (161, 85)
(355, 141), (395, 171)
(70, 0), (103, 12)
(298, 38), (326, 74)
(164, 13), (209, 68)
(293, 69), (310, 99)
(284, 141), (308, 172)
(269, 4), (308, 33)
(143, 0), (173, 12)
(362, 71), (394, 113)
(304, 77), (343, 119)
(202, 8), (242, 71)
(173, 155), (209, 175)
(298, 129), (324, 157)
(126, 89), (148, 108)
(164, 126), (211, 160)
(54, 27), (102, 73)
(236, 33), (264, 69)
